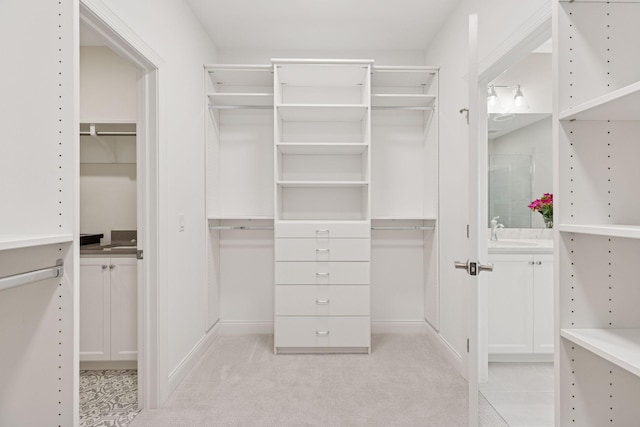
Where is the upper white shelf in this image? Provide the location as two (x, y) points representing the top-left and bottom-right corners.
(561, 329), (640, 378)
(208, 216), (274, 221)
(372, 217), (437, 221)
(275, 62), (370, 87)
(372, 94), (436, 108)
(0, 234), (74, 251)
(277, 143), (368, 155)
(207, 93), (274, 107)
(276, 105), (368, 122)
(372, 66), (437, 89)
(559, 81), (640, 121)
(205, 65), (273, 89)
(559, 224), (640, 239)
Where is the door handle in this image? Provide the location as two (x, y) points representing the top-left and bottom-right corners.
(454, 259), (493, 276)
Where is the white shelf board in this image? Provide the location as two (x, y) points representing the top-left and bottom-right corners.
(276, 63), (369, 87)
(371, 94), (436, 108)
(561, 329), (640, 378)
(372, 217), (437, 221)
(277, 143), (368, 155)
(276, 105), (368, 122)
(372, 66), (437, 88)
(206, 65), (273, 88)
(208, 216), (274, 221)
(0, 234), (73, 251)
(207, 93), (273, 107)
(277, 181), (368, 188)
(559, 81), (640, 121)
(558, 224), (640, 239)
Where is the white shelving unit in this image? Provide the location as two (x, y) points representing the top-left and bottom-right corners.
(273, 60), (372, 353)
(370, 65), (440, 329)
(555, 1), (640, 424)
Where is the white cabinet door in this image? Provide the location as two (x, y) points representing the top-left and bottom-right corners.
(80, 258), (111, 361)
(488, 254), (534, 354)
(533, 254), (554, 354)
(110, 258), (138, 361)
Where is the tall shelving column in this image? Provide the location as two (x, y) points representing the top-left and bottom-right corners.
(555, 1), (640, 425)
(204, 64), (275, 331)
(273, 60), (373, 353)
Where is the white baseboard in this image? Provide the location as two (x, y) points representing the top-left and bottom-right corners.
(168, 321), (220, 395)
(424, 320), (464, 377)
(489, 353), (554, 363)
(371, 320), (429, 334)
(218, 320), (273, 335)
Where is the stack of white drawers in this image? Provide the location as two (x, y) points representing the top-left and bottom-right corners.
(274, 221), (371, 352)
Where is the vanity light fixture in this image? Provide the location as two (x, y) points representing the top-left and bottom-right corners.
(513, 85), (525, 107)
(487, 85), (499, 106)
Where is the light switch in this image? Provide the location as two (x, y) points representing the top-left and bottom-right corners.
(179, 213), (185, 232)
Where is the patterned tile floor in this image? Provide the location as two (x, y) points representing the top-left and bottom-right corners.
(80, 370), (140, 427)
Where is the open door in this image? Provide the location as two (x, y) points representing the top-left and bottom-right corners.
(453, 14), (493, 427)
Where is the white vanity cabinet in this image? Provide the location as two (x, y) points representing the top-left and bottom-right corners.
(80, 257), (137, 361)
(488, 252), (553, 356)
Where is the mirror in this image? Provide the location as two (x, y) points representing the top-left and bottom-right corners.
(487, 45), (552, 228)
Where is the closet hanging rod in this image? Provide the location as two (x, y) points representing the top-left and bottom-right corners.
(80, 131), (137, 136)
(0, 260), (64, 292)
(208, 105), (274, 110)
(371, 226), (435, 231)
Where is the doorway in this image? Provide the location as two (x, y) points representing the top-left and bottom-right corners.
(474, 25), (554, 427)
(78, 1), (161, 424)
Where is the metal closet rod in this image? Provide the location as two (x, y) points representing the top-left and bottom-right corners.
(209, 225), (435, 231)
(0, 260), (64, 292)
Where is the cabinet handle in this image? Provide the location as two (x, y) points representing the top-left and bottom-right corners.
(529, 261), (535, 265)
(316, 299), (330, 305)
(316, 272), (330, 277)
(316, 248), (330, 253)
(109, 264), (115, 270)
(536, 261), (542, 265)
(316, 229), (330, 234)
(101, 265), (108, 270)
(316, 330), (330, 335)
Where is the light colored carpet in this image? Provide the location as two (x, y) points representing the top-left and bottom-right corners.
(80, 370), (140, 427)
(130, 333), (500, 426)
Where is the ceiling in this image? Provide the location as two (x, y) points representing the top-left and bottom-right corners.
(185, 0), (460, 51)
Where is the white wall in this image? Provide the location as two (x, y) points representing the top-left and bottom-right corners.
(424, 0), (551, 373)
(96, 0), (218, 395)
(80, 46), (137, 123)
(490, 117), (552, 228)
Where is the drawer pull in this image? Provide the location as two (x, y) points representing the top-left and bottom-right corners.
(316, 272), (330, 277)
(316, 330), (330, 336)
(316, 248), (330, 253)
(316, 299), (330, 305)
(316, 229), (330, 234)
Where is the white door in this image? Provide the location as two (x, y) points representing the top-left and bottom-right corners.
(453, 14), (493, 427)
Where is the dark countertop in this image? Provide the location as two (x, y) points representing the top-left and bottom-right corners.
(80, 243), (137, 256)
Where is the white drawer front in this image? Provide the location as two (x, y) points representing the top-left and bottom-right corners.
(275, 221), (370, 238)
(276, 238), (370, 261)
(275, 262), (369, 285)
(275, 285), (370, 316)
(275, 316), (370, 348)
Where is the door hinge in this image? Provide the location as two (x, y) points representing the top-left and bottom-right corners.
(466, 224), (470, 238)
(467, 338), (470, 353)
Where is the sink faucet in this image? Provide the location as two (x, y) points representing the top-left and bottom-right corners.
(490, 216), (504, 241)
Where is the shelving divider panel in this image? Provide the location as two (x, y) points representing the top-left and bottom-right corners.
(561, 329), (640, 378)
(558, 224), (640, 239)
